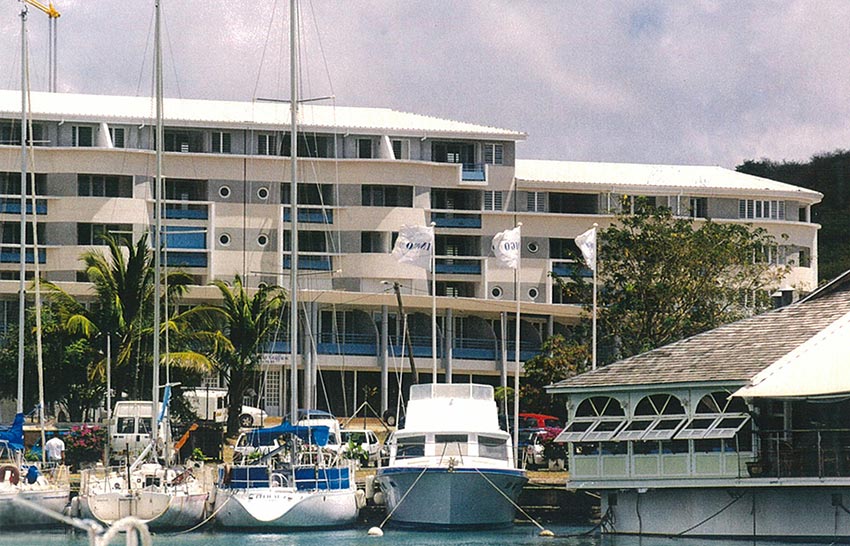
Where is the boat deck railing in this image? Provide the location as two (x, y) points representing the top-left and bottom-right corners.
(752, 428), (850, 479)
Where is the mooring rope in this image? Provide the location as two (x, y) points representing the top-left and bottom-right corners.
(377, 465), (430, 529)
(168, 492), (230, 535)
(471, 467), (552, 535)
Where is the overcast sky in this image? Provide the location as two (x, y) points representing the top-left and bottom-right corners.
(2, 1), (849, 169)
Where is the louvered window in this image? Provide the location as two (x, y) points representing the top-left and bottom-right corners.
(526, 192), (545, 212)
(483, 190), (503, 211)
(484, 143), (503, 165)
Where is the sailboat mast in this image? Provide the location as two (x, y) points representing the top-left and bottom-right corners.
(17, 6), (28, 415)
(152, 0), (163, 453)
(288, 0), (299, 418)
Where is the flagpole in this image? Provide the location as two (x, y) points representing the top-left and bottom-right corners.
(592, 222), (598, 371)
(513, 222), (522, 468)
(430, 222), (437, 383)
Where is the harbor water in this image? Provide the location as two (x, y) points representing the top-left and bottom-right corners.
(0, 525), (836, 546)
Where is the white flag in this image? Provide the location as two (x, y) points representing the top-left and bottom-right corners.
(392, 225), (434, 271)
(575, 227), (596, 271)
(491, 226), (521, 269)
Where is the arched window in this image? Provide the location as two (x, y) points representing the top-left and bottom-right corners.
(558, 396), (626, 442)
(677, 391), (750, 440)
(616, 394), (687, 441)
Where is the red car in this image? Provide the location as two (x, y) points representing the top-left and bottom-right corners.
(518, 413), (562, 429)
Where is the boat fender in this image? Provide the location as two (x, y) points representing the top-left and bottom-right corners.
(0, 465), (20, 485)
(539, 529), (555, 537)
(69, 496), (81, 518)
(223, 464), (232, 485)
(382, 410), (396, 427)
(373, 491), (385, 505)
(355, 489), (367, 509)
(367, 526), (384, 537)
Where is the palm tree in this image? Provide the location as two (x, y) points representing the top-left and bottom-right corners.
(47, 233), (208, 399)
(207, 275), (286, 437)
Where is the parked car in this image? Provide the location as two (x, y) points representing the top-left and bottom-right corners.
(183, 388), (268, 428)
(519, 413), (562, 430)
(340, 429), (381, 467)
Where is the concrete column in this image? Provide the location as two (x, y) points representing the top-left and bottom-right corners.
(547, 315), (554, 340)
(445, 308), (453, 383)
(380, 305), (389, 412)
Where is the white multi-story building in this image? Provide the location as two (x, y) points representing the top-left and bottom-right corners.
(0, 90), (822, 417)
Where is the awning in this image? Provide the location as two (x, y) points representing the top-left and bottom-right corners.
(244, 422), (329, 447)
(733, 309), (850, 399)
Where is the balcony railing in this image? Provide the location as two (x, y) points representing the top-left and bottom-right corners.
(431, 212), (481, 229)
(164, 251), (208, 268)
(461, 163), (486, 182)
(751, 429), (850, 479)
(164, 203), (208, 220)
(435, 257), (481, 275)
(0, 247), (46, 264)
(283, 255), (332, 271)
(0, 198), (47, 215)
(283, 208), (334, 224)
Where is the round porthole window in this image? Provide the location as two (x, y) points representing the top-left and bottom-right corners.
(528, 287), (539, 300)
(218, 185), (231, 199)
(257, 186), (270, 200)
(491, 286), (503, 299)
(257, 234), (269, 247)
(219, 233), (231, 246)
(527, 241), (539, 254)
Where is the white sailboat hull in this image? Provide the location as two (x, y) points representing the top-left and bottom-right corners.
(375, 467), (527, 529)
(214, 486), (359, 528)
(77, 489), (208, 530)
(0, 488), (70, 529)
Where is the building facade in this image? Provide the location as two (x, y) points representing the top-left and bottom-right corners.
(0, 90), (822, 418)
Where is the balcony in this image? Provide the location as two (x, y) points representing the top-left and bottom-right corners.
(164, 202), (209, 220)
(0, 198), (47, 215)
(164, 251), (208, 268)
(317, 332), (377, 356)
(283, 255), (332, 271)
(0, 247), (46, 264)
(431, 212), (481, 229)
(435, 257), (481, 275)
(283, 207), (334, 224)
(461, 163), (486, 182)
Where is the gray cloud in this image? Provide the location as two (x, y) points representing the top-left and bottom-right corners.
(3, 0), (850, 168)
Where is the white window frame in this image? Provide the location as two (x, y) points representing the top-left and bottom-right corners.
(483, 190), (503, 211)
(257, 133), (277, 156)
(739, 199), (786, 220)
(676, 413), (750, 440)
(526, 191), (545, 213)
(484, 143), (504, 165)
(212, 131), (231, 154)
(72, 125), (93, 147)
(109, 127), (125, 148)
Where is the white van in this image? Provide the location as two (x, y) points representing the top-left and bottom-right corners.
(183, 388), (268, 428)
(296, 410), (342, 456)
(110, 401), (170, 461)
(340, 429), (382, 467)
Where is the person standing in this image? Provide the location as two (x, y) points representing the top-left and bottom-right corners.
(44, 432), (65, 464)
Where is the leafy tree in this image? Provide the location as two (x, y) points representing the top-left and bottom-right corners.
(205, 275), (286, 437)
(555, 203), (786, 364)
(521, 335), (590, 415)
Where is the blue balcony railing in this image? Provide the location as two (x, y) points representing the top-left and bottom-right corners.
(431, 212), (482, 229)
(0, 199), (47, 215)
(283, 208), (333, 224)
(461, 163), (486, 181)
(164, 251), (208, 268)
(0, 247), (46, 264)
(551, 261), (593, 278)
(435, 258), (481, 275)
(164, 227), (206, 250)
(283, 255), (332, 271)
(165, 203), (208, 220)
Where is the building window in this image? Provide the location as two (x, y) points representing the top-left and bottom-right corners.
(212, 131), (231, 153)
(257, 186), (270, 200)
(483, 190), (503, 212)
(361, 232), (383, 253)
(739, 199), (785, 220)
(361, 185), (413, 207)
(218, 185), (231, 199)
(72, 126), (93, 147)
(392, 139), (406, 160)
(0, 172), (46, 195)
(690, 197), (708, 219)
(357, 138), (373, 159)
(77, 223), (133, 245)
(491, 286), (503, 299)
(484, 143), (503, 165)
(528, 287), (539, 300)
(257, 133), (277, 156)
(1, 222), (45, 245)
(526, 192), (545, 213)
(109, 127), (125, 148)
(257, 234), (269, 247)
(218, 233), (231, 246)
(164, 130), (203, 153)
(436, 281), (475, 298)
(548, 192), (596, 214)
(77, 174), (132, 198)
(527, 241), (539, 254)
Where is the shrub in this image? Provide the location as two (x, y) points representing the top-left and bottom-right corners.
(65, 424), (106, 468)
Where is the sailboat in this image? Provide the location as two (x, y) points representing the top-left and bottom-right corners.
(0, 4), (71, 529)
(72, 0), (212, 530)
(211, 0), (361, 529)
